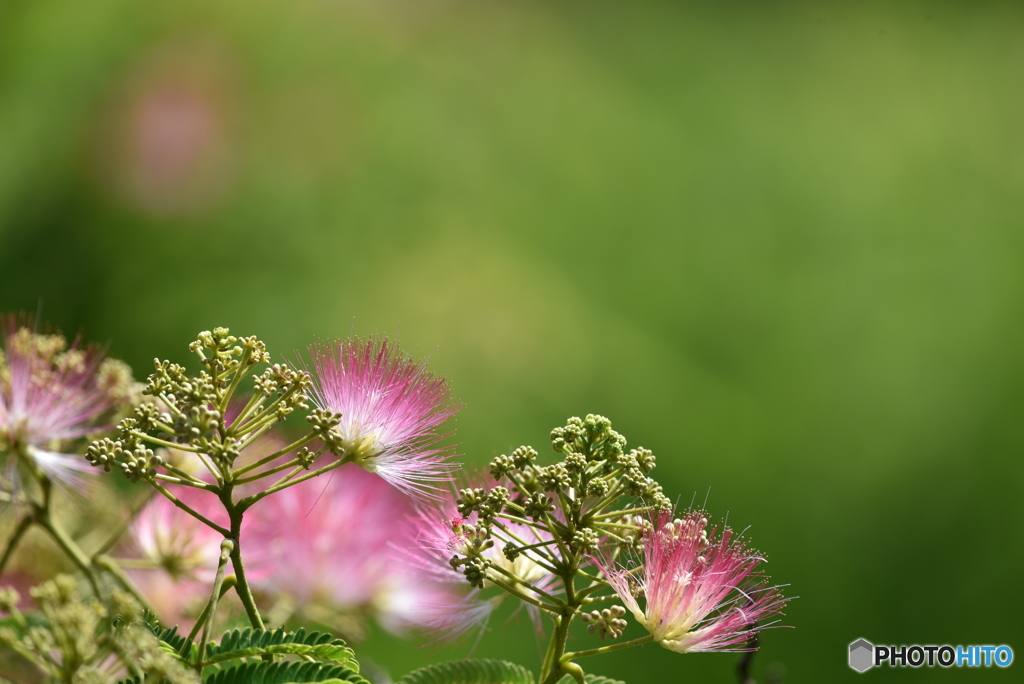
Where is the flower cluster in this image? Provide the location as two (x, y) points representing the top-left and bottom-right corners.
(101, 329), (462, 636)
(1, 317), (135, 494)
(0, 320), (788, 684)
(398, 414), (787, 684)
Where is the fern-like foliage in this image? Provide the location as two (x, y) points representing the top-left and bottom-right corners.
(203, 661), (369, 684)
(556, 676), (625, 684)
(398, 659), (534, 684)
(151, 624), (196, 660)
(116, 625), (361, 684)
(201, 627), (355, 668)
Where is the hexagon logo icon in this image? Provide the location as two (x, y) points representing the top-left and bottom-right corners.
(849, 638), (874, 672)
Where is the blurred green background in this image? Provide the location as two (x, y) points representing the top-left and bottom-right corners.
(3, 0), (1024, 681)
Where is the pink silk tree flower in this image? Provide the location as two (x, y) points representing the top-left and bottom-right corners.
(596, 511), (786, 653)
(244, 462), (452, 634)
(397, 477), (561, 643)
(0, 318), (132, 492)
(306, 336), (461, 498)
(124, 485), (230, 629)
(130, 487), (227, 581)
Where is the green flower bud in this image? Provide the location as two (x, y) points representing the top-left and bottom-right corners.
(586, 478), (609, 497)
(564, 452), (587, 474)
(633, 447), (656, 473)
(571, 528), (600, 552)
(85, 438), (123, 472)
(489, 453), (515, 479)
(524, 492), (555, 520)
(457, 488), (487, 517)
(538, 464), (571, 493)
(510, 445), (538, 469)
(581, 605), (628, 640)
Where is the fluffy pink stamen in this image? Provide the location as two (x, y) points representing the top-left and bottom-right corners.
(596, 510), (786, 653)
(1, 317), (120, 489)
(306, 336), (461, 498)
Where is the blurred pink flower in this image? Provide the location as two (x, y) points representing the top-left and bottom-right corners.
(95, 38), (238, 217)
(245, 463), (453, 633)
(398, 476), (560, 643)
(596, 511), (786, 653)
(124, 485), (229, 629)
(0, 318), (124, 492)
(306, 336), (460, 498)
(131, 488), (226, 580)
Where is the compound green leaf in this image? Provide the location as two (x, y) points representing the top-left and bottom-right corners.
(398, 659), (534, 684)
(202, 627), (356, 668)
(203, 661), (369, 684)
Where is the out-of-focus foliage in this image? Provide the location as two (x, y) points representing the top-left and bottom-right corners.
(2, 0), (1024, 681)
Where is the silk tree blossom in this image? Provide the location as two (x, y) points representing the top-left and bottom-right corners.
(244, 462), (455, 636)
(131, 488), (226, 581)
(0, 319), (134, 493)
(596, 511), (786, 653)
(125, 486), (229, 629)
(306, 336), (461, 498)
(398, 477), (561, 643)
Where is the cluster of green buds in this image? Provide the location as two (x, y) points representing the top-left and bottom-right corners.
(85, 329), (322, 485)
(0, 575), (198, 684)
(580, 605), (628, 641)
(79, 328), (359, 637)
(81, 328), (356, 513)
(418, 414), (674, 684)
(470, 413), (670, 559)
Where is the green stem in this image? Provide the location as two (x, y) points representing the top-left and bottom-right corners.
(238, 456), (347, 510)
(486, 576), (561, 615)
(158, 393), (186, 418)
(185, 576), (237, 649)
(225, 506), (265, 631)
(233, 420), (277, 456)
(503, 509), (570, 542)
(228, 390), (266, 434)
(561, 634), (654, 661)
(233, 457), (303, 485)
(158, 461), (207, 484)
(219, 349), (252, 415)
(490, 520), (561, 570)
(0, 514), (32, 575)
(556, 491), (577, 536)
(152, 473), (219, 491)
(232, 385), (301, 436)
(539, 607), (576, 684)
(148, 480), (230, 537)
(233, 432), (318, 477)
(36, 507), (100, 596)
(197, 540), (234, 673)
(592, 505), (656, 520)
(29, 476), (101, 596)
(132, 432), (200, 453)
(588, 479), (628, 516)
(543, 512), (574, 565)
(485, 562), (566, 609)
